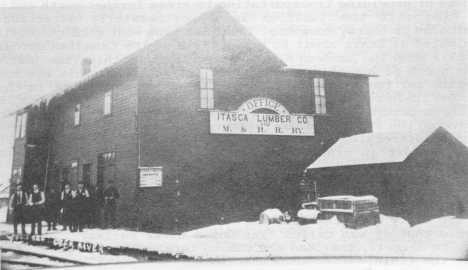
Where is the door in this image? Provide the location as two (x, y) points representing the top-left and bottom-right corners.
(97, 165), (114, 189)
(82, 163), (92, 189)
(97, 152), (115, 189)
(61, 167), (70, 190)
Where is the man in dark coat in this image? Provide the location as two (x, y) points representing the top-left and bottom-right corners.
(103, 180), (119, 229)
(9, 183), (27, 235)
(61, 183), (75, 232)
(73, 182), (89, 232)
(29, 184), (45, 236)
(45, 187), (60, 231)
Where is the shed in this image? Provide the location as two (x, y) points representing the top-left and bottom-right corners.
(306, 126), (468, 225)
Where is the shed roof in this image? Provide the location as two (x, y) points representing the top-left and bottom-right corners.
(307, 127), (448, 169)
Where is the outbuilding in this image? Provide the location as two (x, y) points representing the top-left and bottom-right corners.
(306, 126), (468, 225)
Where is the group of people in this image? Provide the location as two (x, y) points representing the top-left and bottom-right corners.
(9, 180), (119, 235)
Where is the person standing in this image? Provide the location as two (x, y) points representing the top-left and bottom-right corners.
(103, 180), (119, 229)
(73, 182), (89, 232)
(61, 183), (74, 232)
(29, 184), (45, 236)
(9, 183), (28, 235)
(45, 187), (60, 231)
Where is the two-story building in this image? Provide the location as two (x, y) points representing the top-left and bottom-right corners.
(10, 6), (376, 232)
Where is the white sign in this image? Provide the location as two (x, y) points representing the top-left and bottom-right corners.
(210, 97), (315, 136)
(139, 167), (162, 187)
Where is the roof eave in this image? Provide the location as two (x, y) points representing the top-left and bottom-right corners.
(307, 160), (403, 170)
(282, 66), (379, 77)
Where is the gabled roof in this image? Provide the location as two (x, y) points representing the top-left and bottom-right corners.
(6, 6), (377, 117)
(307, 127), (453, 169)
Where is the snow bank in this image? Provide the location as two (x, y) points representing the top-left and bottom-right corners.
(379, 214), (411, 230)
(0, 206), (8, 223)
(2, 215), (467, 260)
(297, 209), (320, 219)
(182, 215), (468, 259)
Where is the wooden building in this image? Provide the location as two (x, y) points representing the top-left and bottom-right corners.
(306, 126), (468, 226)
(10, 7), (376, 232)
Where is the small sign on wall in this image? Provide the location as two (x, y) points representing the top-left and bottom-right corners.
(139, 167), (163, 187)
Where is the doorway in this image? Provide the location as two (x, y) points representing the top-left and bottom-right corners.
(82, 163), (92, 189)
(97, 152), (115, 189)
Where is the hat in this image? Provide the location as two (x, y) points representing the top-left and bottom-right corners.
(16, 183), (23, 187)
(78, 181), (84, 185)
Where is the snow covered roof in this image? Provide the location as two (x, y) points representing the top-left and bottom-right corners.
(319, 195), (378, 203)
(308, 127), (443, 169)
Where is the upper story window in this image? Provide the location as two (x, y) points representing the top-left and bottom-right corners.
(313, 78), (326, 114)
(200, 69), (214, 109)
(74, 104), (81, 126)
(104, 91), (112, 115)
(15, 112), (27, 139)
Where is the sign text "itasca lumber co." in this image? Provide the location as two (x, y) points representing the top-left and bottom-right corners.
(210, 98), (314, 136)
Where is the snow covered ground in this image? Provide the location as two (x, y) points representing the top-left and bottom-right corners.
(0, 240), (138, 265)
(1, 215), (467, 260)
(2, 250), (75, 267)
(0, 206), (8, 222)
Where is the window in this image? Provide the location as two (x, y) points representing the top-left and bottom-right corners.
(74, 104), (81, 126)
(313, 78), (326, 114)
(200, 69), (214, 109)
(71, 161), (78, 186)
(104, 91), (112, 115)
(12, 168), (22, 184)
(15, 112), (27, 139)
